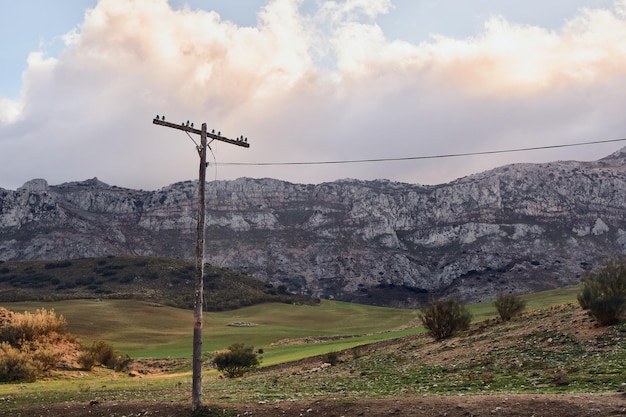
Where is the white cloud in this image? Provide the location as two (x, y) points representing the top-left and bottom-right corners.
(1, 0), (626, 190)
(0, 98), (22, 124)
(330, 7), (626, 96)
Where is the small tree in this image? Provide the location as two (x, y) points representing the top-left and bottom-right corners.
(578, 257), (626, 325)
(494, 293), (526, 321)
(212, 343), (260, 378)
(418, 297), (472, 340)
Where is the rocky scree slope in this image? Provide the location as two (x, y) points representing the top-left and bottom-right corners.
(2, 148), (626, 307)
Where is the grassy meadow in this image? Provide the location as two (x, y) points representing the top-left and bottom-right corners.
(0, 298), (421, 362)
(1, 285), (583, 362)
(4, 283), (626, 414)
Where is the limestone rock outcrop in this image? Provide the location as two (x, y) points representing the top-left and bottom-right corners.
(3, 148), (626, 307)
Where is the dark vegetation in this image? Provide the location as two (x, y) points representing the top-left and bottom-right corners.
(0, 256), (318, 311)
(578, 256), (626, 325)
(417, 296), (472, 340)
(494, 292), (526, 321)
(78, 340), (131, 372)
(211, 343), (260, 378)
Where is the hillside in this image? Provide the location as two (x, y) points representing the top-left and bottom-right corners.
(3, 148), (626, 307)
(0, 256), (317, 310)
(6, 302), (626, 417)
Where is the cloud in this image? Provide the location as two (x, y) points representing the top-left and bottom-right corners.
(0, 98), (21, 125)
(330, 5), (626, 95)
(1, 0), (626, 190)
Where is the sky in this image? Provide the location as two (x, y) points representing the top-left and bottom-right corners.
(1, 0), (626, 191)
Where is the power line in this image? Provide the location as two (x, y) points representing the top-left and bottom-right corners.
(215, 137), (626, 167)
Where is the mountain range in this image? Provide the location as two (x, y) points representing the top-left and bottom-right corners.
(2, 148), (626, 307)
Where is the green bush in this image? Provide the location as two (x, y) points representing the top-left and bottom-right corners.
(418, 297), (472, 340)
(494, 293), (526, 321)
(212, 343), (260, 378)
(578, 257), (626, 325)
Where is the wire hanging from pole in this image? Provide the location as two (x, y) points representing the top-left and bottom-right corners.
(207, 144), (218, 183)
(214, 137), (626, 167)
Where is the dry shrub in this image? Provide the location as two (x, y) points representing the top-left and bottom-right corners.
(0, 308), (69, 382)
(31, 342), (63, 371)
(0, 308), (66, 347)
(0, 342), (40, 382)
(78, 350), (97, 371)
(79, 340), (131, 371)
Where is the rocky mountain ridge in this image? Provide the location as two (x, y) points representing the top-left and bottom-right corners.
(2, 148), (626, 307)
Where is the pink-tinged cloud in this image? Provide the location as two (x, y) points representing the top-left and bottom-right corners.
(1, 0), (626, 190)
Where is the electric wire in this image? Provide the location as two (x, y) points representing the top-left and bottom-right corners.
(214, 137), (626, 167)
(183, 131), (218, 181)
(207, 143), (218, 182)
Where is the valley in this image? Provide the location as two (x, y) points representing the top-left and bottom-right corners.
(2, 286), (626, 416)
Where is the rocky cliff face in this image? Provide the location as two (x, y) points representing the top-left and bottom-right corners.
(3, 149), (626, 307)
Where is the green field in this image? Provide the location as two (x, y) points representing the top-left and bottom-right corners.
(4, 284), (625, 415)
(1, 285), (581, 364)
(1, 298), (421, 363)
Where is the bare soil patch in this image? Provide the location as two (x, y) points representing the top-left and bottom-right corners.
(14, 393), (626, 416)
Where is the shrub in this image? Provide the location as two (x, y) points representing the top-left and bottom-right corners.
(494, 293), (526, 321)
(212, 343), (260, 378)
(0, 308), (66, 347)
(31, 343), (62, 371)
(0, 342), (40, 382)
(0, 308), (68, 382)
(578, 257), (626, 325)
(79, 340), (130, 371)
(78, 350), (97, 371)
(418, 297), (472, 340)
(323, 351), (340, 366)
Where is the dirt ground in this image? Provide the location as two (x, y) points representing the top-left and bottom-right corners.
(14, 393), (626, 417)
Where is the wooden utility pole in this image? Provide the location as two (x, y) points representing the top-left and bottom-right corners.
(152, 116), (249, 410)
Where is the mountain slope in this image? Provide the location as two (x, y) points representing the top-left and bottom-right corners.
(0, 256), (315, 309)
(2, 148), (626, 306)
